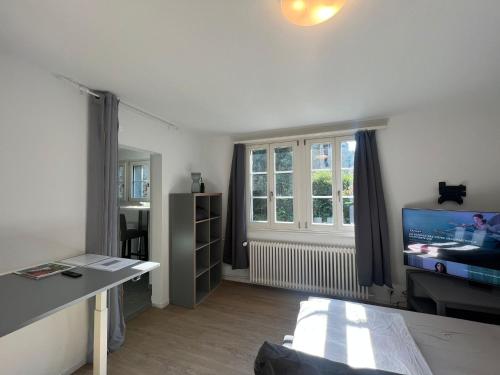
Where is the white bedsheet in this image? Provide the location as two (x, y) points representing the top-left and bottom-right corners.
(292, 298), (433, 375)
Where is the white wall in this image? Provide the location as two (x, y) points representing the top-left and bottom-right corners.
(377, 91), (500, 301)
(0, 53), (88, 374)
(118, 108), (232, 307)
(2, 46), (498, 373)
(0, 52), (234, 374)
(118, 147), (150, 161)
(230, 91), (500, 304)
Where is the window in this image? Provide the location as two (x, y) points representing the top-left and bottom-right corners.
(273, 144), (295, 224)
(130, 161), (150, 201)
(118, 162), (127, 201)
(248, 142), (297, 228)
(248, 136), (355, 232)
(250, 147), (268, 222)
(340, 138), (356, 225)
(307, 137), (356, 229)
(310, 142), (334, 225)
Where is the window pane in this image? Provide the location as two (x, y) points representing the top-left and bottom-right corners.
(342, 169), (354, 196)
(132, 181), (142, 198)
(311, 143), (332, 170)
(275, 173), (293, 197)
(142, 164), (150, 180)
(343, 197), (354, 224)
(142, 182), (150, 198)
(118, 183), (125, 200)
(276, 198), (293, 222)
(312, 170), (333, 196)
(252, 175), (267, 197)
(313, 198), (333, 224)
(252, 198), (267, 222)
(274, 146), (293, 171)
(133, 165), (143, 182)
(341, 141), (356, 168)
(341, 140), (356, 226)
(252, 149), (267, 173)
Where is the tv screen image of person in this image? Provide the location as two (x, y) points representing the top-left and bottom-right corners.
(403, 208), (500, 286)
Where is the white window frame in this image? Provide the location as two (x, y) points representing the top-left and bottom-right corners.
(247, 144), (271, 226)
(118, 161), (128, 202)
(305, 137), (336, 231)
(247, 142), (299, 230)
(336, 136), (356, 229)
(130, 160), (150, 202)
(246, 135), (355, 234)
(270, 141), (299, 230)
(305, 135), (355, 233)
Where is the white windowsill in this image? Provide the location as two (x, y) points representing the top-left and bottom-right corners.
(248, 227), (355, 245)
(250, 227), (353, 235)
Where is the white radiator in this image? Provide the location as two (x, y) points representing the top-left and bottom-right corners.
(249, 240), (368, 300)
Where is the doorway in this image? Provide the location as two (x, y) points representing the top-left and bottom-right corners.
(118, 146), (154, 320)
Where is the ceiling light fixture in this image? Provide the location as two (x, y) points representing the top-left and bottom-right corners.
(281, 0), (347, 26)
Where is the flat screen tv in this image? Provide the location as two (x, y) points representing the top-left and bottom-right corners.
(403, 208), (500, 286)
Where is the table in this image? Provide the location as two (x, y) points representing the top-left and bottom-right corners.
(0, 261), (159, 374)
(407, 270), (500, 318)
(119, 203), (150, 211)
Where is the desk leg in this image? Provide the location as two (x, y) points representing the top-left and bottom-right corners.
(93, 290), (108, 375)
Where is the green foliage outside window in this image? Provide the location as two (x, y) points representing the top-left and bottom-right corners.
(312, 170), (333, 223)
(276, 198), (293, 222)
(311, 169), (354, 223)
(342, 170), (354, 196)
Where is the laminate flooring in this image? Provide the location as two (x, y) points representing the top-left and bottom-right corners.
(74, 281), (307, 375)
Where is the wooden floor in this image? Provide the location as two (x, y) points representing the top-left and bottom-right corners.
(74, 281), (307, 375)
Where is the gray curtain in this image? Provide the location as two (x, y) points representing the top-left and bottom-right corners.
(85, 92), (125, 359)
(353, 130), (392, 287)
(223, 144), (248, 269)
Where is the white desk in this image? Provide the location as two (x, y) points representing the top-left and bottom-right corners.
(0, 261), (159, 375)
(120, 203), (150, 211)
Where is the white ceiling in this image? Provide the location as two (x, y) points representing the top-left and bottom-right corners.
(1, 1), (500, 134)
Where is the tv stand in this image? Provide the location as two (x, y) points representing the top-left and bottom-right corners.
(468, 279), (494, 291)
(406, 270), (500, 324)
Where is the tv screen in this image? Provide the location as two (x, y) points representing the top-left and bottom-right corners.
(403, 208), (500, 286)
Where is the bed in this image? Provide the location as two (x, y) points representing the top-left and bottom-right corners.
(256, 297), (500, 375)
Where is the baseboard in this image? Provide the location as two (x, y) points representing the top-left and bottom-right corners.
(223, 275), (251, 284)
(62, 358), (87, 375)
(152, 300), (169, 309)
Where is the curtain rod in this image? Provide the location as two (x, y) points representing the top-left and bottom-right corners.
(53, 74), (179, 130)
(233, 120), (388, 145)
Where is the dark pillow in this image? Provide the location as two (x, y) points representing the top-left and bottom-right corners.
(254, 342), (401, 375)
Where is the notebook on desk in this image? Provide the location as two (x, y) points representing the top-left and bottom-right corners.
(62, 254), (110, 267)
(62, 254), (140, 272)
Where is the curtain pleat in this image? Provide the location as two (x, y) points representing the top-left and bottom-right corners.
(223, 144), (248, 269)
(353, 130), (392, 287)
(85, 92), (125, 361)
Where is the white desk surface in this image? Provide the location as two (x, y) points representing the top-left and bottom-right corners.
(120, 204), (150, 210)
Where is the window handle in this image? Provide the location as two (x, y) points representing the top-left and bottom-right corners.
(270, 191), (274, 201)
(298, 222), (301, 229)
(337, 190), (341, 202)
(305, 221), (308, 229)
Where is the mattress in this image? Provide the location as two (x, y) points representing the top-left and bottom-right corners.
(292, 298), (433, 375)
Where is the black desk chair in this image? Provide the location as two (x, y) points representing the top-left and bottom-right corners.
(120, 214), (147, 259)
(133, 211), (149, 261)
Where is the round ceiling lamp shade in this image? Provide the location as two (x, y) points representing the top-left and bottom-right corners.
(281, 0), (347, 26)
